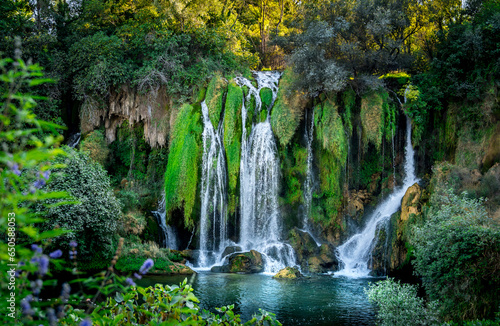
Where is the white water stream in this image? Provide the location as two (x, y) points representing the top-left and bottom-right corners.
(236, 72), (296, 274)
(335, 117), (418, 277)
(153, 193), (178, 250)
(198, 100), (229, 267)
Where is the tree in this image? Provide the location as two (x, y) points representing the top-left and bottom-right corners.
(40, 148), (122, 260)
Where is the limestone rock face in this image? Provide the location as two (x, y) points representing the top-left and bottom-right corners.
(389, 183), (423, 272)
(211, 250), (264, 274)
(273, 267), (303, 279)
(400, 183), (422, 221)
(80, 85), (171, 148)
(482, 124), (500, 172)
(346, 190), (372, 220)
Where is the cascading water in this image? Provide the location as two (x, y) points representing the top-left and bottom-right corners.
(152, 193), (178, 250)
(300, 109), (321, 247)
(335, 116), (418, 277)
(235, 72), (297, 273)
(303, 109), (315, 230)
(198, 100), (229, 267)
(67, 132), (81, 148)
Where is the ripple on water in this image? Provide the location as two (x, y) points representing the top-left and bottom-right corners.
(138, 272), (378, 326)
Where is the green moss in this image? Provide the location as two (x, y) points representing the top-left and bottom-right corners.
(271, 68), (307, 148)
(224, 80), (244, 214)
(341, 89), (356, 136)
(381, 91), (396, 142)
(164, 104), (202, 229)
(259, 109), (268, 122)
(260, 88), (273, 110)
(244, 88), (256, 136)
(361, 90), (385, 151)
(311, 99), (348, 227)
(314, 99), (347, 163)
(205, 74), (227, 127)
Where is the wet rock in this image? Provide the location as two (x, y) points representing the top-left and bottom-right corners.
(273, 267), (303, 279)
(370, 226), (389, 276)
(346, 190), (372, 220)
(308, 244), (338, 273)
(211, 250), (263, 274)
(289, 228), (338, 273)
(289, 228), (317, 267)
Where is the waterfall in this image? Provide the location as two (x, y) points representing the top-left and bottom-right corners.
(198, 100), (229, 267)
(152, 193), (178, 250)
(235, 72), (297, 274)
(303, 109), (314, 230)
(334, 117), (418, 277)
(392, 128), (396, 187)
(67, 132), (81, 148)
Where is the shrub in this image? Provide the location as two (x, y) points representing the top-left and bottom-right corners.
(412, 190), (500, 321)
(80, 129), (109, 165)
(366, 278), (440, 326)
(40, 148), (122, 261)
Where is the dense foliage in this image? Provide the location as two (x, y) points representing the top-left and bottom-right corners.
(40, 147), (121, 261)
(412, 190), (500, 321)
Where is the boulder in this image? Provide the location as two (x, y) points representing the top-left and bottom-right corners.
(400, 183), (422, 221)
(307, 244), (339, 273)
(211, 250), (264, 274)
(289, 228), (318, 267)
(289, 227), (339, 273)
(273, 267), (303, 279)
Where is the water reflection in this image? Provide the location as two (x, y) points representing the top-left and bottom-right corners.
(138, 273), (378, 326)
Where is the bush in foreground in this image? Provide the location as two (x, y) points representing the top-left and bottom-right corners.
(366, 278), (440, 326)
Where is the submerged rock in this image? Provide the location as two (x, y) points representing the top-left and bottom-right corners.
(211, 250), (264, 273)
(273, 267), (303, 279)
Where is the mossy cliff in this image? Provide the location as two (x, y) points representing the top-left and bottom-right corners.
(79, 72), (498, 273)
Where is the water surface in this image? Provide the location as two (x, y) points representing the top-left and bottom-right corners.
(138, 272), (378, 326)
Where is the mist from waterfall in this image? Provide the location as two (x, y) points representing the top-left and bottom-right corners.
(335, 116), (418, 277)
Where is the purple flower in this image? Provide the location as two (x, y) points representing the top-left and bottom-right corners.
(69, 250), (77, 260)
(139, 258), (154, 275)
(125, 278), (136, 286)
(38, 255), (49, 275)
(41, 170), (51, 180)
(133, 272), (142, 280)
(79, 319), (92, 326)
(31, 279), (43, 295)
(33, 178), (46, 189)
(21, 295), (34, 316)
(11, 163), (21, 176)
(49, 249), (62, 259)
(69, 241), (78, 248)
(31, 244), (42, 253)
